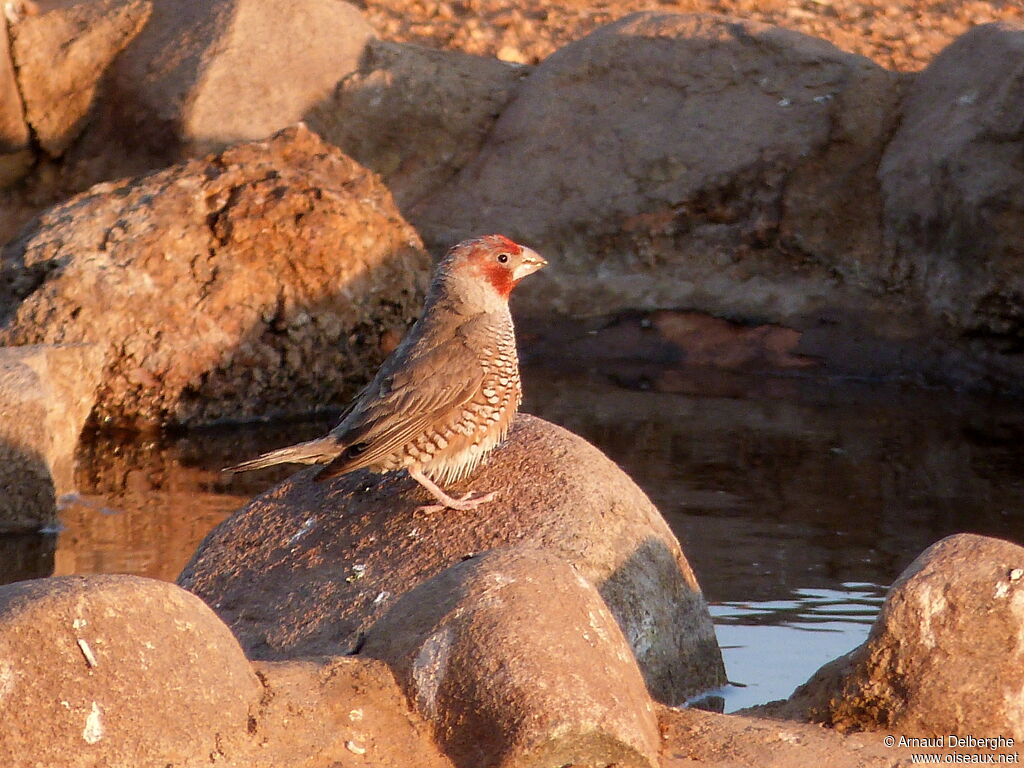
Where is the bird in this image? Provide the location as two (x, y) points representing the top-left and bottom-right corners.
(224, 234), (548, 512)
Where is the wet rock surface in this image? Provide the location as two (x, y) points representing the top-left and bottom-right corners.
(181, 414), (726, 704)
(760, 534), (1024, 740)
(363, 547), (660, 768)
(0, 124), (429, 428)
(0, 344), (104, 532)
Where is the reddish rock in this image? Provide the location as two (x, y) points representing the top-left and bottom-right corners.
(9, 0), (151, 157)
(415, 12), (902, 325)
(762, 534), (1024, 740)
(0, 125), (430, 427)
(250, 656), (454, 768)
(181, 414), (726, 704)
(0, 344), (104, 532)
(307, 39), (528, 211)
(0, 14), (28, 156)
(0, 575), (261, 767)
(659, 707), (925, 767)
(363, 548), (660, 768)
(106, 0), (372, 156)
(0, 13), (32, 189)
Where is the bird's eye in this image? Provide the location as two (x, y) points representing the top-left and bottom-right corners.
(497, 253), (509, 263)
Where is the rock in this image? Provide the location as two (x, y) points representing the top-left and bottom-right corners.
(879, 22), (1024, 371)
(0, 574), (261, 767)
(306, 39), (528, 211)
(0, 124), (430, 428)
(0, 344), (104, 532)
(107, 0), (373, 156)
(764, 534), (1024, 739)
(9, 0), (151, 157)
(180, 414), (726, 704)
(0, 575), (455, 767)
(363, 547), (660, 768)
(659, 707), (926, 767)
(250, 656), (454, 768)
(0, 14), (29, 155)
(414, 12), (902, 324)
(0, 14), (31, 189)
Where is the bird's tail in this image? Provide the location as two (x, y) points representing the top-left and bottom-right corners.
(223, 437), (340, 474)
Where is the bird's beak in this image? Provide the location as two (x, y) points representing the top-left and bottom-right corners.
(513, 247), (548, 281)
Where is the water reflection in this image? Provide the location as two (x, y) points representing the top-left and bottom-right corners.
(4, 362), (1024, 707)
(522, 363), (1024, 603)
(710, 583), (887, 712)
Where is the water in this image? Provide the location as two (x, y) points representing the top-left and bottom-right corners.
(5, 362), (1024, 710)
(710, 584), (886, 711)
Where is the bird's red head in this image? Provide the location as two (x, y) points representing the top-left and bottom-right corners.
(449, 234), (548, 300)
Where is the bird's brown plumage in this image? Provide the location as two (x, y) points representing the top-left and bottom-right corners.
(225, 234), (547, 511)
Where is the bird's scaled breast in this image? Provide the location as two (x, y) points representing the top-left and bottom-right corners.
(383, 323), (522, 485)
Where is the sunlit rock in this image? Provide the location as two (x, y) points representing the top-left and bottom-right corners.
(762, 534), (1024, 740)
(9, 0), (151, 157)
(0, 575), (260, 766)
(364, 548), (660, 768)
(0, 125), (429, 428)
(0, 344), (103, 532)
(180, 414), (726, 704)
(106, 0), (372, 154)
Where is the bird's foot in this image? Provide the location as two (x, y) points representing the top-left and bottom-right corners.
(416, 490), (498, 514)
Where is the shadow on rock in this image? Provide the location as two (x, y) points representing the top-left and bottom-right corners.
(0, 125), (430, 429)
(0, 344), (104, 532)
(362, 547), (661, 768)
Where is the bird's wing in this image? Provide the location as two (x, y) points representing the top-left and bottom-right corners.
(315, 317), (487, 480)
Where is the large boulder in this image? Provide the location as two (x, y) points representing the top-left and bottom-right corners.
(8, 0), (151, 158)
(104, 0), (373, 156)
(414, 12), (902, 324)
(0, 575), (261, 767)
(0, 344), (104, 532)
(180, 414), (726, 704)
(306, 39), (528, 211)
(764, 534), (1024, 740)
(363, 548), (660, 768)
(0, 124), (430, 428)
(879, 22), (1024, 378)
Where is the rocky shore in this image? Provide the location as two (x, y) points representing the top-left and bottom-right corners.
(2, 0), (1024, 765)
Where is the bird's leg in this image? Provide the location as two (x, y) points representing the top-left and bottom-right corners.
(408, 467), (497, 512)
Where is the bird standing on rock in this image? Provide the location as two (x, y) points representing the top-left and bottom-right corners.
(225, 234), (548, 512)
